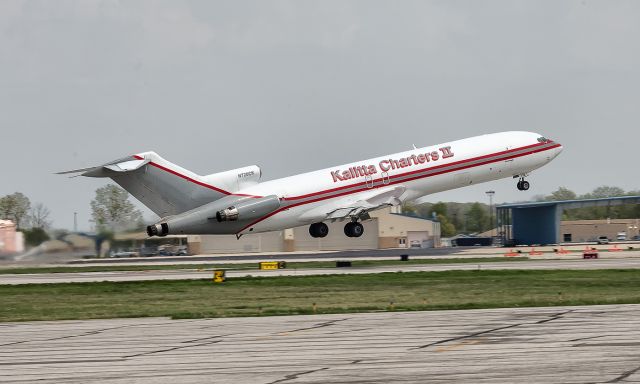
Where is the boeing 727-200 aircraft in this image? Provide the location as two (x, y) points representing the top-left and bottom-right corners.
(59, 131), (562, 239)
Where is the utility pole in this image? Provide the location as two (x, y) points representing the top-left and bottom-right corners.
(73, 212), (77, 233)
(485, 190), (495, 234)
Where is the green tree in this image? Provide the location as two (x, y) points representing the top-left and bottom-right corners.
(22, 227), (50, 247)
(466, 202), (489, 233)
(0, 192), (31, 229)
(436, 214), (456, 237)
(583, 186), (626, 199)
(546, 187), (577, 201)
(90, 185), (143, 232)
(28, 202), (51, 229)
(430, 202), (448, 217)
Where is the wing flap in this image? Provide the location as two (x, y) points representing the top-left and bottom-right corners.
(300, 185), (406, 222)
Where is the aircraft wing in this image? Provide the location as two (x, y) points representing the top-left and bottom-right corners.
(299, 185), (406, 222)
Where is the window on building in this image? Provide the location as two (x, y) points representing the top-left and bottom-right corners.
(398, 238), (406, 246)
(563, 233), (572, 242)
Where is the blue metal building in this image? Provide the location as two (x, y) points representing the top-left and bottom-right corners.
(496, 196), (640, 245)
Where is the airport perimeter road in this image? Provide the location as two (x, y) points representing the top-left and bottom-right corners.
(1, 304), (639, 383)
(2, 257), (640, 285)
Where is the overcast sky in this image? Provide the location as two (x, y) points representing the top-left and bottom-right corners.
(1, 0), (639, 230)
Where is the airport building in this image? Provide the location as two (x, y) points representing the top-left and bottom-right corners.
(187, 207), (441, 254)
(497, 196), (640, 245)
(560, 219), (639, 243)
(0, 220), (24, 254)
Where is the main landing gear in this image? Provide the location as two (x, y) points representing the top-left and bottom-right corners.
(344, 221), (364, 238)
(309, 221), (365, 238)
(516, 177), (530, 191)
(309, 222), (329, 238)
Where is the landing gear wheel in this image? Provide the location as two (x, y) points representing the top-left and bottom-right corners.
(517, 178), (530, 191)
(344, 222), (364, 238)
(309, 222), (329, 238)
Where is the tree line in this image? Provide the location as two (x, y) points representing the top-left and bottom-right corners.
(0, 185), (143, 248)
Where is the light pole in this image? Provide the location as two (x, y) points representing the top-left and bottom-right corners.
(485, 190), (495, 234)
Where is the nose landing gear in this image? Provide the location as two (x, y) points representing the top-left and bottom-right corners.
(517, 177), (530, 191)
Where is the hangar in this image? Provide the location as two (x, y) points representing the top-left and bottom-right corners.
(496, 196), (640, 246)
(188, 207), (441, 254)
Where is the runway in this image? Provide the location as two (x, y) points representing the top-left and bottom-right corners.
(1, 304), (639, 383)
(2, 257), (640, 285)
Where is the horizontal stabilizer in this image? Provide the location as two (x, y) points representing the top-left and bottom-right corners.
(56, 156), (149, 177)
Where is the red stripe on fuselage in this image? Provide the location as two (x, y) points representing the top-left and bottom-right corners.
(281, 141), (549, 201)
(236, 143), (560, 233)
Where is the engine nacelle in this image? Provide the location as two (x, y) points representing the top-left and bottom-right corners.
(146, 195), (281, 237)
(216, 195), (281, 222)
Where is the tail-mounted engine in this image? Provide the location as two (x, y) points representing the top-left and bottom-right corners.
(216, 195), (281, 222)
(146, 195), (281, 237)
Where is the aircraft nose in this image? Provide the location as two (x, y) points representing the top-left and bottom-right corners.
(552, 142), (563, 158)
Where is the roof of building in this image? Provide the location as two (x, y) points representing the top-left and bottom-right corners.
(389, 212), (437, 222)
(497, 195), (640, 210)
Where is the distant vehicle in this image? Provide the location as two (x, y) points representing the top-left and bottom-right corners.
(616, 232), (627, 241)
(140, 247), (158, 257)
(409, 240), (422, 248)
(60, 132), (562, 240)
(597, 236), (610, 245)
(110, 250), (138, 258)
(633, 235), (640, 241)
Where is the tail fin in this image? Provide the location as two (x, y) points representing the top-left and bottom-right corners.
(58, 152), (259, 218)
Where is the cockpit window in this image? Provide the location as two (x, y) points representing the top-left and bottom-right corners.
(537, 136), (549, 143)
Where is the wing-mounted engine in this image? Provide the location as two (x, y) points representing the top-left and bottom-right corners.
(201, 166), (261, 193)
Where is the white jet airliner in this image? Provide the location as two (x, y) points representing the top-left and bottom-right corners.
(60, 131), (562, 239)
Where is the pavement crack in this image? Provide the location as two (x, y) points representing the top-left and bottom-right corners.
(181, 334), (228, 343)
(536, 309), (574, 324)
(267, 367), (329, 384)
(568, 335), (605, 342)
(124, 339), (221, 358)
(411, 323), (522, 350)
(283, 318), (349, 333)
(606, 364), (640, 382)
(412, 309), (578, 350)
(0, 324), (135, 347)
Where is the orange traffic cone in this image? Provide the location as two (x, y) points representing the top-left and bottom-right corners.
(609, 244), (622, 252)
(505, 249), (519, 257)
(556, 247), (570, 255)
(529, 247), (543, 256)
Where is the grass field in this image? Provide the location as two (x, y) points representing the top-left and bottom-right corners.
(1, 269), (639, 322)
(0, 257), (527, 274)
